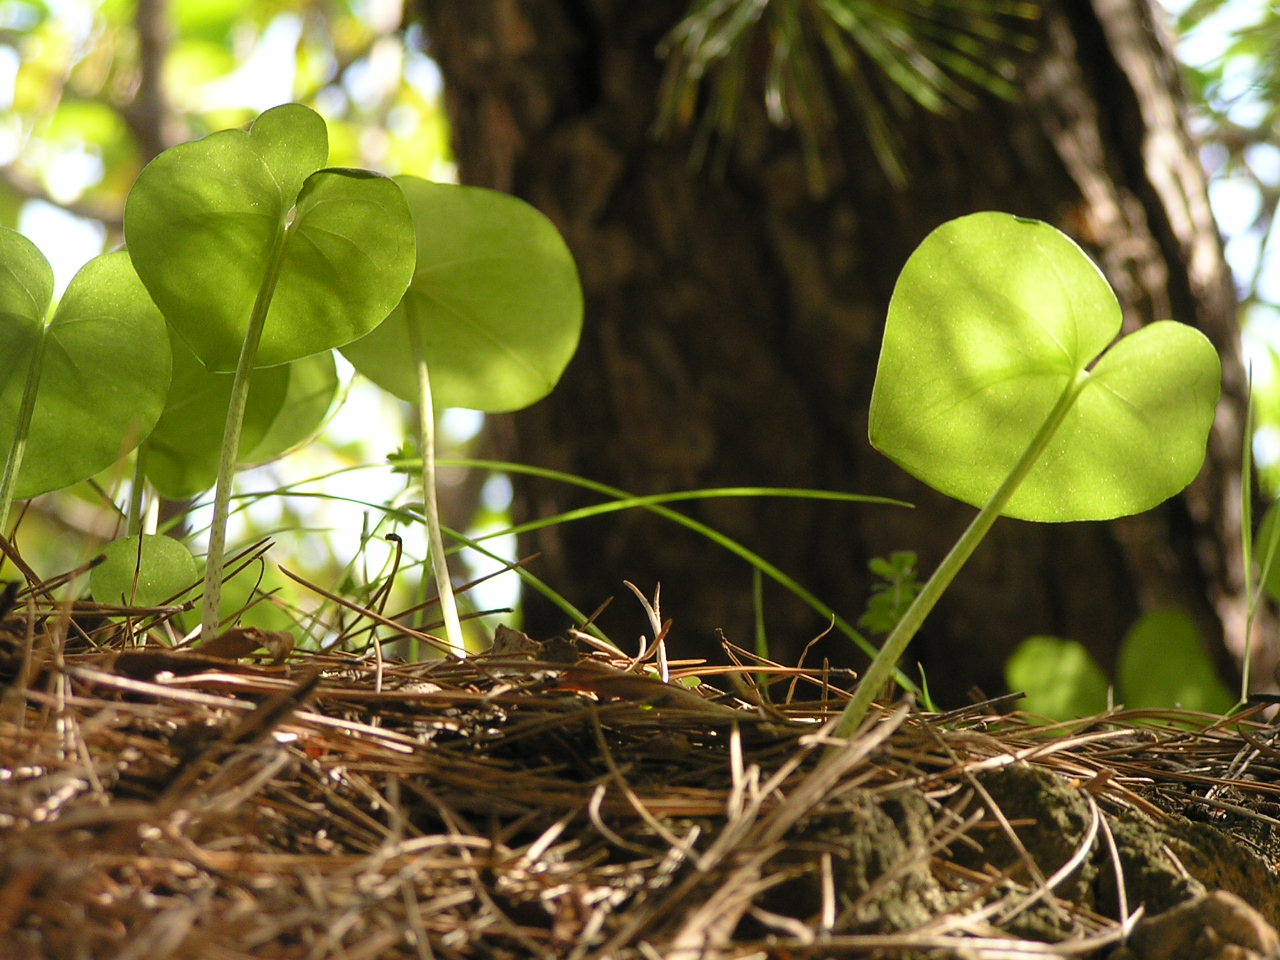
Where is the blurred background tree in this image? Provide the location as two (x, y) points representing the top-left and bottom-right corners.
(419, 0), (1275, 703)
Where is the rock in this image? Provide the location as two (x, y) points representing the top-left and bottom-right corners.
(1113, 891), (1280, 960)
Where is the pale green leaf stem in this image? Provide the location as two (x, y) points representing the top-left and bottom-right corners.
(407, 317), (466, 655)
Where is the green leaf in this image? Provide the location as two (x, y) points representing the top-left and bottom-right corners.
(1005, 635), (1110, 721)
(262, 168), (415, 367)
(869, 212), (1221, 522)
(245, 100), (329, 203)
(140, 331), (286, 499)
(125, 103), (414, 371)
(141, 332), (335, 499)
(0, 249), (170, 499)
(1116, 610), (1234, 713)
(0, 224), (54, 324)
(341, 177), (583, 412)
(858, 550), (920, 635)
(124, 104), (324, 370)
(0, 227), (53, 525)
(90, 534), (200, 607)
(0, 232), (50, 424)
(240, 351), (339, 464)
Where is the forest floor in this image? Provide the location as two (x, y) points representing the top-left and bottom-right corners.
(3, 583), (1280, 960)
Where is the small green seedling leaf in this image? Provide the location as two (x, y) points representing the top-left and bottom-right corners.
(91, 534), (200, 607)
(342, 176), (583, 412)
(240, 349), (339, 463)
(141, 332), (337, 498)
(0, 238), (170, 519)
(831, 212), (1223, 742)
(869, 212), (1221, 521)
(124, 103), (415, 641)
(342, 177), (585, 656)
(1005, 635), (1109, 721)
(1117, 610), (1234, 712)
(125, 103), (413, 370)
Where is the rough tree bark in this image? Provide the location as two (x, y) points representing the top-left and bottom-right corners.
(419, 0), (1252, 704)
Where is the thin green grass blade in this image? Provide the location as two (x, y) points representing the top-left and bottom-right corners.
(446, 458), (915, 681)
(467, 485), (908, 541)
(440, 523), (618, 652)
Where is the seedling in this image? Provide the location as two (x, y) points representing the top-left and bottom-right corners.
(342, 176), (583, 652)
(0, 233), (256, 613)
(123, 103), (415, 641)
(1005, 611), (1234, 721)
(89, 327), (339, 612)
(833, 212), (1221, 737)
(0, 104), (584, 655)
(0, 234), (170, 536)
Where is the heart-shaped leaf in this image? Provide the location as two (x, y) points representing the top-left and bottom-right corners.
(0, 227), (53, 329)
(869, 212), (1221, 521)
(1117, 610), (1234, 712)
(140, 331), (283, 498)
(0, 239), (170, 500)
(91, 534), (199, 607)
(239, 348), (339, 463)
(341, 177), (583, 412)
(1005, 635), (1109, 721)
(141, 331), (337, 499)
(125, 103), (414, 371)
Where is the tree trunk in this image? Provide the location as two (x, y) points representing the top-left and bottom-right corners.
(419, 0), (1251, 705)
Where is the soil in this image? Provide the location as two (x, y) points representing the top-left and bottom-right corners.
(2, 608), (1279, 959)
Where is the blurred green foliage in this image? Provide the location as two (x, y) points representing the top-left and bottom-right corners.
(0, 0), (468, 643)
(1006, 610), (1235, 721)
(1172, 1), (1280, 494)
(858, 551), (921, 635)
(0, 0), (450, 237)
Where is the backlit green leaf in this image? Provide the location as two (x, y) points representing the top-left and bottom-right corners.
(0, 248), (170, 499)
(240, 351), (339, 464)
(125, 103), (413, 371)
(91, 534), (199, 607)
(341, 177), (583, 412)
(0, 227), (53, 328)
(1005, 635), (1109, 721)
(869, 212), (1221, 521)
(142, 332), (336, 499)
(264, 168), (415, 367)
(1117, 610), (1234, 712)
(140, 331), (288, 499)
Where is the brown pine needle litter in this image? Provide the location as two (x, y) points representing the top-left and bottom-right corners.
(1, 578), (1279, 959)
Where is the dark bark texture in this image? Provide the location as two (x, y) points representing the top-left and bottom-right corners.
(419, 0), (1252, 704)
